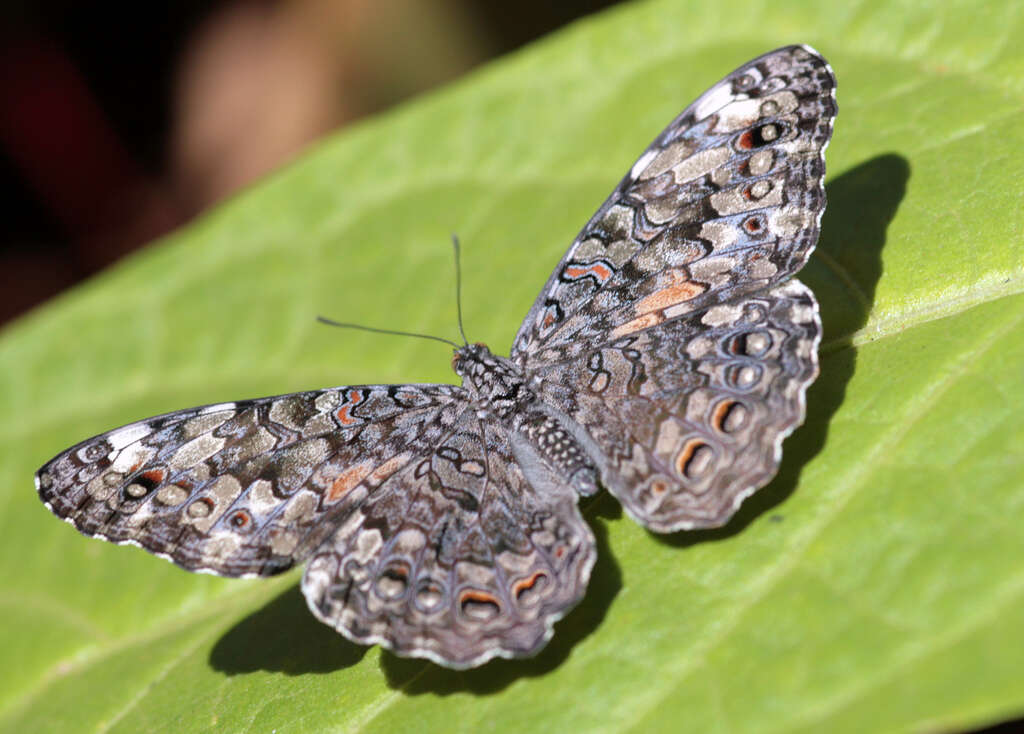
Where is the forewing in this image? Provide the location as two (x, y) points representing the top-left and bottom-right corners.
(531, 280), (819, 531)
(511, 45), (835, 365)
(36, 385), (462, 577)
(301, 408), (595, 668)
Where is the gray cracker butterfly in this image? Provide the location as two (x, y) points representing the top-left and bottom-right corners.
(36, 45), (836, 669)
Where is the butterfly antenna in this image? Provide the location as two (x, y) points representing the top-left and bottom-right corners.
(452, 233), (470, 346)
(316, 317), (460, 349)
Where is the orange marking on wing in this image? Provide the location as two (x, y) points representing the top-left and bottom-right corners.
(513, 571), (548, 596)
(675, 439), (706, 477)
(335, 405), (357, 426)
(564, 262), (612, 282)
(460, 589), (500, 606)
(542, 311), (556, 328)
(138, 468), (166, 485)
(635, 281), (706, 316)
(368, 454), (409, 484)
(326, 462), (372, 502)
(335, 390), (365, 426)
(712, 400), (737, 432)
(610, 312), (664, 339)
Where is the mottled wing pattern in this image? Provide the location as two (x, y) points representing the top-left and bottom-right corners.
(515, 45), (835, 531)
(34, 45), (835, 669)
(302, 407), (595, 668)
(512, 45), (835, 363)
(36, 385), (463, 577)
(531, 280), (819, 530)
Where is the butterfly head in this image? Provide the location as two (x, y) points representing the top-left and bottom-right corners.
(451, 342), (494, 377)
(451, 342), (527, 410)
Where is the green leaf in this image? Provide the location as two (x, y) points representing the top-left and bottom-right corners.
(3, 0), (1023, 731)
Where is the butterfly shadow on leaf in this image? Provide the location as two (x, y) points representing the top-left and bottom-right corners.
(206, 493), (621, 685)
(210, 581), (369, 675)
(655, 152), (911, 549)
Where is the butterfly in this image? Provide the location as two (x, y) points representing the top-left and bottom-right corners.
(36, 45), (836, 669)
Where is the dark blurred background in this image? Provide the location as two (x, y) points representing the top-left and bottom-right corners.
(0, 0), (620, 326)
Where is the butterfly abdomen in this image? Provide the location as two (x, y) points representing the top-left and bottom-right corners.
(519, 411), (600, 497)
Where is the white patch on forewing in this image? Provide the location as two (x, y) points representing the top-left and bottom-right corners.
(630, 148), (659, 180)
(712, 91), (798, 134)
(110, 443), (156, 474)
(107, 423), (154, 451)
(199, 402), (236, 415)
(692, 81), (738, 121)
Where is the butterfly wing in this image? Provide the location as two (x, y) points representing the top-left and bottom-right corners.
(34, 45), (834, 668)
(302, 408), (595, 668)
(36, 385), (463, 577)
(512, 45), (834, 363)
(512, 45), (835, 531)
(529, 280), (820, 531)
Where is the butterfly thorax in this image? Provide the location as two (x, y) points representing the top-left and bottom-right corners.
(452, 343), (531, 419)
(453, 342), (600, 496)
